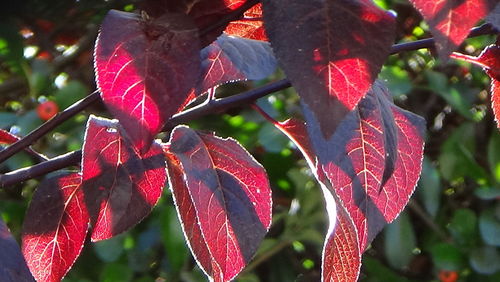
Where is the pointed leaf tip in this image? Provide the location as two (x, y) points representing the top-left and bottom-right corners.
(81, 115), (166, 241)
(262, 0), (396, 138)
(94, 9), (200, 153)
(303, 81), (425, 251)
(165, 125), (272, 282)
(22, 172), (87, 282)
(409, 0), (497, 60)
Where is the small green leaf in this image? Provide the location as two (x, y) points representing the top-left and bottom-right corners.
(479, 208), (500, 246)
(469, 246), (500, 274)
(488, 131), (500, 184)
(474, 187), (500, 200)
(54, 81), (88, 109)
(258, 123), (289, 153)
(430, 243), (466, 271)
(447, 208), (478, 247)
(417, 158), (441, 218)
(93, 234), (125, 263)
(100, 263), (133, 282)
(384, 211), (416, 270)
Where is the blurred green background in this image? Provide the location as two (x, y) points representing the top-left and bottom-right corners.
(0, 0), (499, 281)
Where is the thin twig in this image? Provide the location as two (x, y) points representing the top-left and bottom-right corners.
(389, 23), (497, 55)
(0, 79), (293, 188)
(407, 199), (452, 243)
(0, 90), (100, 164)
(0, 151), (82, 188)
(242, 240), (291, 274)
(0, 22), (498, 187)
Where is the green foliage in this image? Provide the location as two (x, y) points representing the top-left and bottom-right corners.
(0, 0), (499, 281)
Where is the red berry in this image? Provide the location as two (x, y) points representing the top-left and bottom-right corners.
(438, 270), (458, 282)
(37, 101), (59, 121)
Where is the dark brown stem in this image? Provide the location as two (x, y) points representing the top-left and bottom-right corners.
(0, 23), (498, 187)
(0, 151), (82, 188)
(389, 23), (497, 54)
(0, 91), (100, 164)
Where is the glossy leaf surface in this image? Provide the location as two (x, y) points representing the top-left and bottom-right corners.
(262, 0), (395, 138)
(198, 33), (276, 95)
(165, 125), (272, 282)
(22, 172), (87, 282)
(409, 0), (497, 60)
(303, 81), (426, 251)
(0, 218), (34, 282)
(94, 10), (200, 153)
(273, 119), (361, 282)
(81, 115), (166, 241)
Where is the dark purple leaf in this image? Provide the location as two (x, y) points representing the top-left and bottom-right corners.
(303, 81), (425, 251)
(165, 125), (272, 282)
(22, 172), (87, 282)
(94, 10), (200, 153)
(273, 119), (361, 282)
(81, 115), (166, 241)
(197, 33), (276, 95)
(0, 218), (34, 282)
(262, 0), (395, 138)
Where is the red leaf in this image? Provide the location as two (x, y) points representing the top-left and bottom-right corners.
(262, 0), (395, 138)
(322, 194), (361, 282)
(303, 81), (425, 251)
(0, 129), (20, 145)
(224, 3), (267, 41)
(408, 0), (497, 60)
(165, 125), (272, 282)
(0, 218), (34, 281)
(451, 45), (500, 128)
(197, 33), (276, 95)
(189, 0), (247, 45)
(81, 115), (166, 241)
(94, 10), (200, 153)
(0, 129), (42, 159)
(22, 172), (88, 282)
(273, 119), (361, 282)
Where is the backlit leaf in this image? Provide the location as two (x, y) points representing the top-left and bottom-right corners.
(94, 10), (200, 153)
(22, 172), (87, 282)
(197, 33), (276, 95)
(0, 129), (42, 159)
(224, 3), (267, 41)
(165, 125), (272, 282)
(408, 0), (497, 60)
(189, 0), (248, 45)
(273, 119), (361, 282)
(0, 218), (34, 282)
(450, 45), (500, 128)
(303, 81), (425, 251)
(262, 0), (395, 138)
(321, 193), (361, 282)
(81, 115), (166, 241)
(0, 129), (20, 145)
